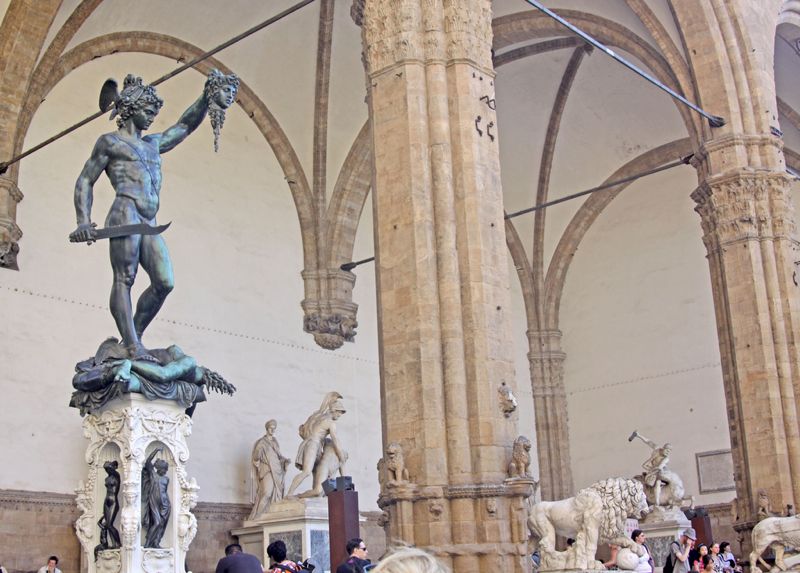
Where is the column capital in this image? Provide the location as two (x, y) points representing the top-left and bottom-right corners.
(692, 170), (797, 253)
(358, 0), (494, 76)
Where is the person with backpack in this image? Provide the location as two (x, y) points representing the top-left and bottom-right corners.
(336, 538), (371, 573)
(267, 540), (302, 573)
(664, 528), (696, 573)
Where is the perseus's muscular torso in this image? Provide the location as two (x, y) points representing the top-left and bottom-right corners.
(102, 133), (162, 221)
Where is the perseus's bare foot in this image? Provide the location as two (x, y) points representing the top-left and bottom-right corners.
(127, 343), (158, 363)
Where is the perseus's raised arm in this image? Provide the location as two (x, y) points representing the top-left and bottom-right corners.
(159, 70), (238, 153)
(158, 93), (209, 153)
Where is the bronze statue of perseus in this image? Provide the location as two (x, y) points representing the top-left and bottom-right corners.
(69, 70), (238, 360)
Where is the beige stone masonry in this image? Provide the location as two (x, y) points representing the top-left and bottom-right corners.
(357, 1), (531, 571)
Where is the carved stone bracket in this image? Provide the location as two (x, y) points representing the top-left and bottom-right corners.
(76, 395), (197, 573)
(301, 268), (358, 350)
(0, 176), (23, 270)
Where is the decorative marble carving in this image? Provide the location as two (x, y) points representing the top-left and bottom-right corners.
(378, 442), (410, 487)
(757, 489), (777, 520)
(507, 436), (532, 479)
(630, 431), (690, 511)
(358, 0), (493, 74)
(303, 312), (358, 350)
(692, 173), (796, 251)
(249, 419), (290, 519)
(287, 392), (348, 498)
(498, 382), (517, 418)
(527, 478), (648, 571)
(76, 397), (197, 573)
(142, 548), (173, 573)
(428, 500), (444, 520)
(96, 550), (121, 573)
(750, 515), (800, 572)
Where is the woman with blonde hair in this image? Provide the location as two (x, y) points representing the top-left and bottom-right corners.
(372, 547), (450, 573)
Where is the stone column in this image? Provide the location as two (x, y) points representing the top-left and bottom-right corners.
(0, 0), (62, 270)
(527, 330), (573, 501)
(691, 138), (800, 543)
(354, 1), (533, 571)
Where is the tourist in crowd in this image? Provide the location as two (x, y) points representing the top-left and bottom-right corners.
(671, 528), (696, 573)
(709, 543), (724, 573)
(702, 555), (714, 573)
(37, 556), (62, 573)
(631, 529), (654, 573)
(336, 538), (371, 573)
(215, 543), (264, 573)
(371, 547), (449, 573)
(267, 540), (301, 573)
(691, 544), (708, 572)
(719, 542), (740, 573)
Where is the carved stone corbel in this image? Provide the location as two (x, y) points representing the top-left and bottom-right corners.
(301, 268), (359, 350)
(0, 176), (23, 270)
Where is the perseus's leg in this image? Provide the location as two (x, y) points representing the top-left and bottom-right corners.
(135, 234), (174, 341)
(109, 233), (142, 352)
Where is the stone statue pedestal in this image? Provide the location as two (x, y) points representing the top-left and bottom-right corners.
(233, 498), (333, 572)
(75, 394), (199, 573)
(640, 508), (691, 569)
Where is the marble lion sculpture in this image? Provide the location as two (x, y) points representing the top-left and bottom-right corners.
(528, 477), (649, 571)
(750, 515), (800, 572)
(508, 435), (532, 478)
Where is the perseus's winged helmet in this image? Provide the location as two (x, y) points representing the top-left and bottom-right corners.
(98, 75), (157, 120)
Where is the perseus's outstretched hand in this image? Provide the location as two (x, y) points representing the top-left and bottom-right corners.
(204, 69), (240, 151)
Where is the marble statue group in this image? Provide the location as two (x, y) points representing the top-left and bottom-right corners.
(248, 391), (350, 520)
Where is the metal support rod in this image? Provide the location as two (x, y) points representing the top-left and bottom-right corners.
(504, 155), (693, 220)
(340, 256), (375, 272)
(521, 0), (726, 129)
(339, 155), (693, 271)
(0, 0), (317, 175)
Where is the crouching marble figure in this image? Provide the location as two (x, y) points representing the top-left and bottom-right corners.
(528, 477), (649, 571)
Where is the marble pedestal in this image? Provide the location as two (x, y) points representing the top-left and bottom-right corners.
(640, 508), (691, 569)
(75, 395), (199, 573)
(233, 498), (332, 572)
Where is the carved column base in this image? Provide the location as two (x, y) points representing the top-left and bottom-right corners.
(377, 480), (537, 563)
(75, 395), (198, 573)
(301, 269), (358, 350)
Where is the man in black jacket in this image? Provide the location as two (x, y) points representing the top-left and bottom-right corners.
(215, 543), (264, 573)
(336, 538), (370, 573)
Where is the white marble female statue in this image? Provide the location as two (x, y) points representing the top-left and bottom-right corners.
(249, 419), (290, 519)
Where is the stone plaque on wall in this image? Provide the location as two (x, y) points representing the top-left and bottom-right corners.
(269, 530), (303, 562)
(695, 449), (735, 493)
